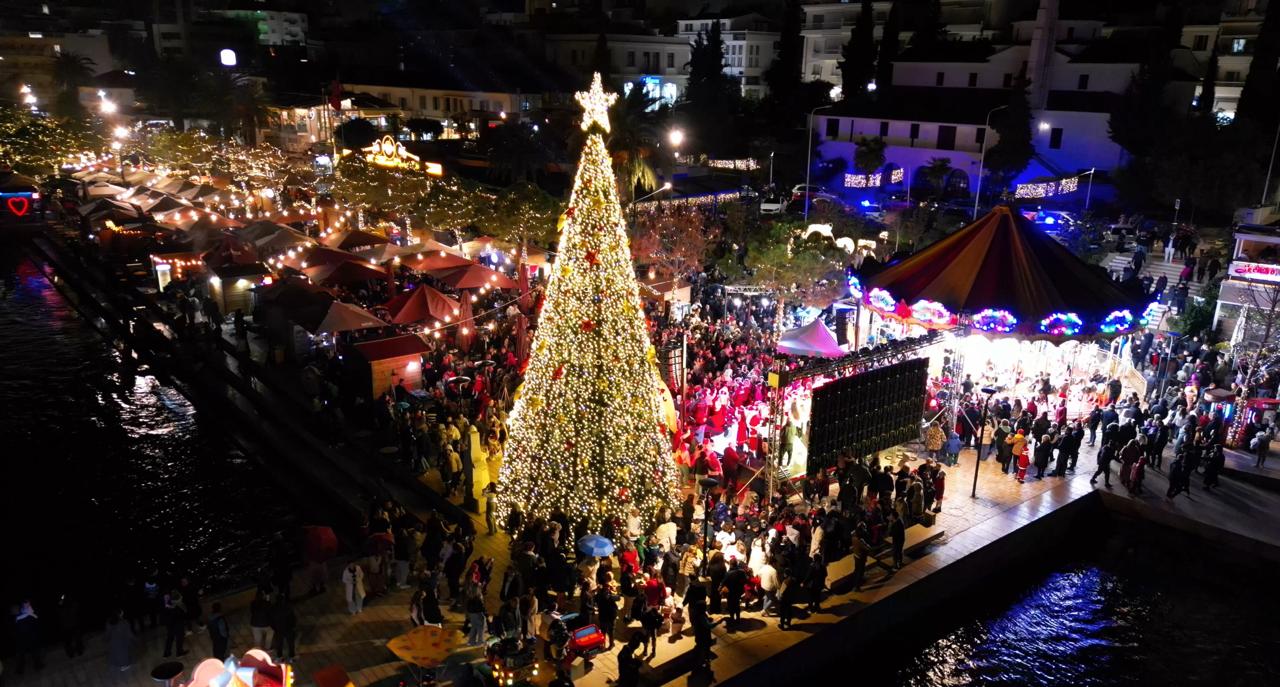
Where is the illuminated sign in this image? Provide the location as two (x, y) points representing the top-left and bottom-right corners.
(362, 135), (422, 170)
(1228, 260), (1280, 284)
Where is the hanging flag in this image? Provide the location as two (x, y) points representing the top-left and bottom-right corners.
(328, 80), (343, 112)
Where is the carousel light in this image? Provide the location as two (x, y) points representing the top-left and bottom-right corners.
(1039, 312), (1083, 337)
(846, 274), (863, 299)
(972, 308), (1018, 334)
(1100, 309), (1135, 334)
(1140, 301), (1161, 325)
(868, 287), (896, 312)
(910, 299), (953, 326)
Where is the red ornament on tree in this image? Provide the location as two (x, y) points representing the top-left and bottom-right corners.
(618, 486), (630, 501)
(580, 319), (596, 333)
(552, 364), (565, 380)
(584, 250), (600, 266)
(564, 206), (576, 218)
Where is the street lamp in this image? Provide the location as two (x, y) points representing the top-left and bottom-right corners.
(1082, 167), (1096, 212)
(99, 99), (118, 115)
(971, 386), (999, 498)
(804, 103), (834, 220)
(972, 104), (1008, 220)
(1262, 118), (1280, 207)
(668, 128), (685, 161)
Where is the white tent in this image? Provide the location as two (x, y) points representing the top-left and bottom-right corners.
(776, 318), (847, 358)
(85, 182), (128, 198)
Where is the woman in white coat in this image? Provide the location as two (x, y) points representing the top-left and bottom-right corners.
(342, 561), (366, 615)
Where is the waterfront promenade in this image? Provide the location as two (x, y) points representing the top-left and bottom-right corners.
(11, 442), (1280, 687)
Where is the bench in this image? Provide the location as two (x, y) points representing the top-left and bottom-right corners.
(869, 524), (946, 572)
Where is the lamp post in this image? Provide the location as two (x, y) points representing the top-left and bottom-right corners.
(1262, 118), (1280, 207)
(972, 104), (1008, 220)
(971, 386), (998, 498)
(804, 103), (834, 220)
(768, 150), (775, 188)
(1083, 167), (1096, 212)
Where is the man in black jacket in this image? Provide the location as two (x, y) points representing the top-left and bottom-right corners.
(1091, 439), (1118, 488)
(722, 559), (748, 623)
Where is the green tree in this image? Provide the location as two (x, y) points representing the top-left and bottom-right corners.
(908, 0), (946, 47)
(1195, 46), (1219, 118)
(608, 83), (661, 202)
(591, 33), (614, 87)
(405, 117), (443, 140)
(876, 1), (903, 96)
(853, 135), (886, 173)
(487, 121), (551, 184)
(838, 0), (877, 98)
(983, 85), (1034, 193)
(718, 219), (847, 313)
(922, 157), (953, 199)
(52, 53), (95, 93)
(764, 0), (804, 124)
(685, 21), (740, 155)
(334, 117), (379, 150)
(478, 181), (563, 248)
(201, 71), (267, 144)
(137, 57), (201, 131)
(1237, 0), (1279, 130)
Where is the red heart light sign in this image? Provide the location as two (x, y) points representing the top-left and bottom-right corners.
(6, 196), (30, 217)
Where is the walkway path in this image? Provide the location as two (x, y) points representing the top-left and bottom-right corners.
(15, 436), (1280, 687)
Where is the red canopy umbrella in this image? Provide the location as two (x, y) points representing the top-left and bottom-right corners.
(302, 525), (339, 564)
(384, 284), (462, 324)
(433, 263), (517, 290)
(456, 291), (475, 352)
(285, 245), (362, 270)
(323, 229), (390, 251)
(401, 250), (474, 272)
(304, 260), (390, 285)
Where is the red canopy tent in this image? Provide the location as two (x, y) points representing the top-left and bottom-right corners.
(324, 229), (390, 251)
(384, 284), (461, 324)
(433, 263), (518, 290)
(304, 260), (391, 285)
(401, 250), (473, 272)
(859, 205), (1149, 338)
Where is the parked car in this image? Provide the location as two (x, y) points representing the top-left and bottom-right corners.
(760, 194), (787, 214)
(858, 200), (886, 222)
(791, 184), (843, 207)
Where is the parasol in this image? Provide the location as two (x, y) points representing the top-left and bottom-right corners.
(384, 284), (461, 324)
(313, 301), (388, 334)
(577, 534), (615, 558)
(324, 229), (390, 251)
(386, 625), (467, 668)
(401, 250), (473, 272)
(304, 260), (390, 285)
(433, 264), (517, 290)
(302, 525), (339, 563)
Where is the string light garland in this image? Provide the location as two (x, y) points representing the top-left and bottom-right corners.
(971, 308), (1018, 333)
(1099, 309), (1135, 334)
(497, 73), (677, 531)
(910, 299), (953, 327)
(1038, 312), (1083, 336)
(868, 287), (896, 312)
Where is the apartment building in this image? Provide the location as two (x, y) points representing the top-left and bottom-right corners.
(675, 13), (779, 99)
(544, 32), (691, 105)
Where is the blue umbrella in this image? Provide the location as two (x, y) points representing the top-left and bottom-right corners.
(577, 534), (614, 558)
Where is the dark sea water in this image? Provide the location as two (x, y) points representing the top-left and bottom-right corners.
(868, 534), (1280, 687)
(0, 245), (296, 628)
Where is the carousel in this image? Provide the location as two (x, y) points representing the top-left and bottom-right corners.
(848, 205), (1154, 418)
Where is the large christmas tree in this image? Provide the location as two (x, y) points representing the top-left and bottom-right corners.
(497, 74), (677, 530)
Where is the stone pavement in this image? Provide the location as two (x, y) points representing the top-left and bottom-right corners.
(11, 439), (1280, 687)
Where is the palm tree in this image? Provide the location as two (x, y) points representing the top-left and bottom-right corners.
(923, 157), (953, 200)
(53, 53), (96, 93)
(608, 83), (662, 202)
(487, 122), (553, 184)
(853, 135), (886, 174)
(200, 71), (268, 144)
(137, 57), (200, 130)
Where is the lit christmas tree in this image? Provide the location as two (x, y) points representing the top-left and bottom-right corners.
(497, 73), (677, 530)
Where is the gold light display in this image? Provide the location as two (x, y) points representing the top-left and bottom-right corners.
(497, 73), (677, 529)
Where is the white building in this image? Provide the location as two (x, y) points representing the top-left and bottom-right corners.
(1182, 0), (1269, 121)
(675, 13), (779, 99)
(1215, 223), (1280, 342)
(544, 32), (690, 104)
(813, 0), (1171, 199)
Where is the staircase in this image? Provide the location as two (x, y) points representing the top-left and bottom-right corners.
(1100, 252), (1210, 331)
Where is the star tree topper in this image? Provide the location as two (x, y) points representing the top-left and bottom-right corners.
(576, 73), (618, 134)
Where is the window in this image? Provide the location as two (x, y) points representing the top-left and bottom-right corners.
(879, 121), (889, 136)
(909, 123), (920, 139)
(1225, 70), (1241, 82)
(825, 118), (839, 138)
(937, 125), (956, 150)
(398, 97), (407, 108)
(685, 23), (693, 32)
(433, 96), (439, 110)
(1066, 26), (1075, 40)
(1002, 73), (1013, 88)
(811, 63), (822, 76)
(418, 95), (426, 109)
(627, 51), (635, 67)
(570, 49), (578, 65)
(1232, 38), (1246, 53)
(1192, 34), (1208, 51)
(1049, 127), (1063, 149)
(975, 127), (986, 145)
(935, 71), (945, 86)
(813, 14), (824, 27)
(968, 72), (978, 87)
(668, 53), (675, 68)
